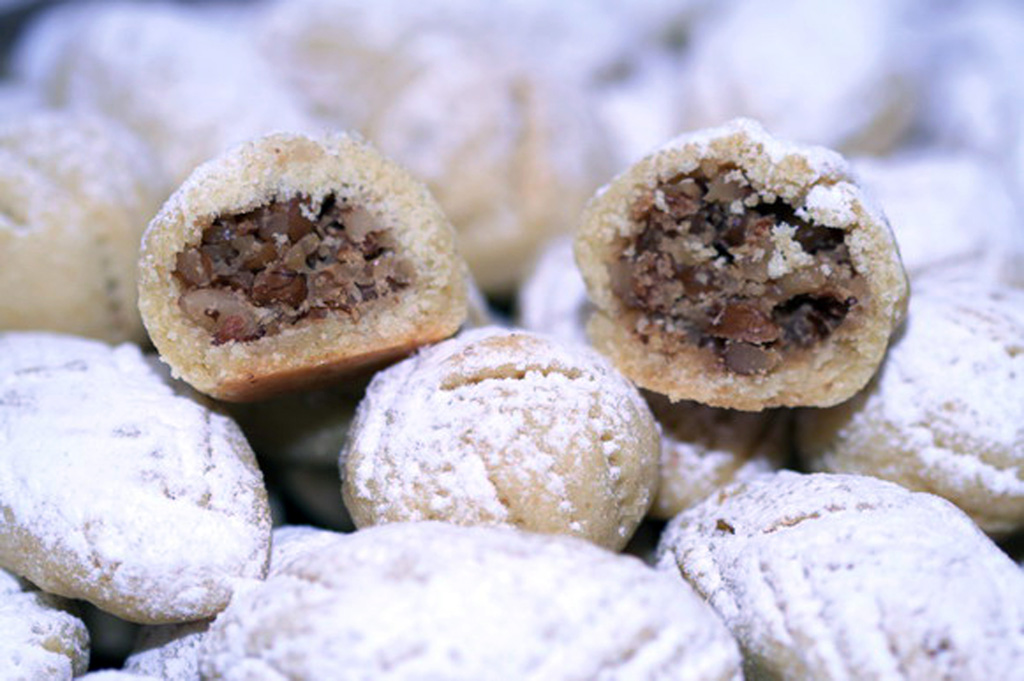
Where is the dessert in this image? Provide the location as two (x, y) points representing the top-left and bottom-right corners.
(341, 327), (660, 551)
(575, 118), (908, 410)
(138, 132), (467, 401)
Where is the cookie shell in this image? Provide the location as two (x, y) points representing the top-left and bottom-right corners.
(200, 522), (742, 680)
(797, 275), (1024, 535)
(138, 132), (468, 401)
(0, 333), (272, 624)
(656, 471), (1024, 680)
(341, 327), (660, 551)
(576, 118), (908, 410)
(0, 568), (90, 680)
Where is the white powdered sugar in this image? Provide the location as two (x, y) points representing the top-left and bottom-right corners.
(798, 275), (1024, 535)
(516, 235), (592, 348)
(0, 333), (272, 624)
(852, 151), (1020, 279)
(200, 522), (742, 680)
(0, 567), (90, 679)
(124, 619), (208, 681)
(657, 471), (1024, 680)
(341, 327), (660, 550)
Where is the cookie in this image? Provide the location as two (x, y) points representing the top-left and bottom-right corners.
(852, 151), (1018, 280)
(13, 1), (315, 187)
(656, 471), (1024, 680)
(200, 522), (743, 680)
(0, 567), (90, 680)
(341, 327), (660, 551)
(0, 110), (164, 343)
(516, 234), (593, 349)
(679, 0), (920, 155)
(255, 0), (613, 294)
(575, 118), (908, 410)
(0, 333), (272, 623)
(797, 274), (1024, 536)
(646, 393), (791, 520)
(138, 132), (468, 401)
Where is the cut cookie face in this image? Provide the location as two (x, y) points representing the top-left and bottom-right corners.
(138, 132), (468, 401)
(341, 327), (661, 551)
(575, 119), (908, 410)
(199, 522), (743, 680)
(0, 333), (272, 624)
(0, 110), (165, 344)
(798, 274), (1024, 536)
(656, 471), (1024, 680)
(0, 567), (90, 679)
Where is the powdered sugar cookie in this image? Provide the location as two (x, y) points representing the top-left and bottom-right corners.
(0, 567), (90, 679)
(0, 110), (164, 343)
(679, 0), (921, 155)
(14, 2), (314, 187)
(656, 471), (1024, 680)
(255, 0), (612, 294)
(200, 522), (742, 680)
(139, 132), (467, 402)
(0, 333), (272, 624)
(576, 119), (908, 410)
(516, 235), (593, 348)
(852, 151), (1018, 280)
(647, 393), (791, 520)
(341, 327), (660, 551)
(797, 274), (1024, 536)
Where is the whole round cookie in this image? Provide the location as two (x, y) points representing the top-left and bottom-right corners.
(656, 471), (1024, 680)
(341, 327), (660, 551)
(200, 522), (742, 680)
(797, 274), (1024, 535)
(0, 110), (164, 343)
(0, 333), (272, 623)
(575, 118), (908, 410)
(0, 567), (90, 679)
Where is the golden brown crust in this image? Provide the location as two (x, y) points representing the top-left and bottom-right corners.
(139, 132), (468, 401)
(576, 119), (908, 411)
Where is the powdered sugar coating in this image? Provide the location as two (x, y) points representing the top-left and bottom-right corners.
(0, 333), (272, 623)
(201, 522), (742, 680)
(0, 110), (165, 343)
(342, 327), (660, 550)
(0, 567), (90, 680)
(124, 620), (208, 681)
(679, 0), (922, 154)
(516, 235), (593, 348)
(852, 151), (1019, 280)
(17, 1), (315, 186)
(657, 471), (1024, 680)
(798, 275), (1024, 535)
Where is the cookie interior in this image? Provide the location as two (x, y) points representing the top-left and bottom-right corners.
(173, 194), (414, 344)
(610, 162), (867, 375)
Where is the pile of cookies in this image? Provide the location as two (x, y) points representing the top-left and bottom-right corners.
(1, 0), (1022, 679)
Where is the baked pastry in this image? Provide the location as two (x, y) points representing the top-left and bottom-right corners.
(852, 151), (1018, 280)
(646, 393), (791, 520)
(797, 274), (1024, 536)
(200, 522), (743, 680)
(341, 327), (660, 551)
(576, 118), (908, 410)
(656, 471), (1024, 680)
(0, 567), (90, 679)
(13, 1), (315, 187)
(516, 234), (593, 349)
(255, 0), (613, 294)
(0, 110), (164, 343)
(138, 132), (467, 401)
(679, 0), (920, 155)
(0, 333), (272, 624)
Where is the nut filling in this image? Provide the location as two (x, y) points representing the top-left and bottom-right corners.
(610, 166), (867, 375)
(173, 194), (414, 344)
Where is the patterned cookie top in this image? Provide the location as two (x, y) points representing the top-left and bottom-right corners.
(201, 522), (742, 680)
(657, 471), (1024, 680)
(0, 333), (272, 623)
